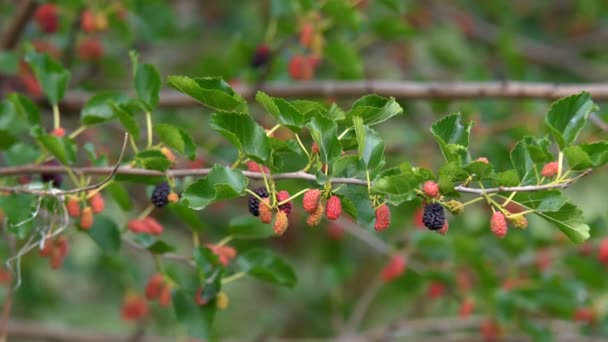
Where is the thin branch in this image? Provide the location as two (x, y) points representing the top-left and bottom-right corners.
(0, 133), (129, 196)
(121, 237), (195, 268)
(343, 273), (384, 334)
(0, 165), (592, 196)
(52, 81), (608, 113)
(0, 0), (37, 50)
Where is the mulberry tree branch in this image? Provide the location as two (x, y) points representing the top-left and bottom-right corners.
(0, 165), (592, 196)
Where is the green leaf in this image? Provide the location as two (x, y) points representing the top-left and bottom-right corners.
(153, 124), (196, 159)
(133, 234), (177, 254)
(81, 92), (129, 125)
(372, 170), (423, 205)
(237, 248), (297, 288)
(112, 103), (140, 140)
(9, 93), (41, 127)
(359, 125), (385, 170)
(0, 130), (16, 150)
(3, 143), (41, 166)
(347, 95), (404, 127)
(514, 191), (590, 243)
(0, 193), (36, 238)
(510, 137), (552, 185)
(580, 142), (608, 167)
(307, 115), (342, 165)
(106, 182), (133, 211)
(494, 170), (520, 187)
(322, 0), (361, 29)
(88, 216), (121, 253)
(464, 160), (494, 180)
(24, 48), (70, 105)
(255, 91), (305, 132)
(430, 113), (473, 164)
(210, 112), (271, 164)
(437, 162), (468, 194)
(169, 202), (205, 231)
(173, 289), (216, 340)
(546, 91), (597, 149)
(228, 216), (274, 239)
(37, 135), (75, 165)
(181, 165), (248, 210)
(563, 146), (593, 170)
(270, 138), (308, 172)
(324, 39), (363, 79)
(135, 63), (161, 109)
(133, 150), (171, 171)
(167, 75), (247, 113)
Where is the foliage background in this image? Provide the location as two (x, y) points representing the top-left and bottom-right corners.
(1, 0), (608, 341)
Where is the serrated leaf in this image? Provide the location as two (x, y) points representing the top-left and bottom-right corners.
(430, 113), (472, 164)
(106, 182), (133, 210)
(37, 135), (75, 165)
(88, 216), (121, 253)
(324, 39), (363, 79)
(236, 248), (297, 287)
(510, 137), (546, 185)
(494, 170), (520, 187)
(9, 93), (41, 127)
(546, 91), (597, 149)
(256, 91), (305, 132)
(514, 191), (590, 243)
(181, 165), (247, 210)
(133, 150), (171, 171)
(173, 289), (216, 340)
(24, 48), (70, 105)
(563, 145), (593, 170)
(167, 75), (247, 113)
(228, 216), (274, 239)
(210, 112), (271, 164)
(112, 103), (140, 140)
(307, 115), (342, 165)
(359, 125), (385, 170)
(347, 95), (404, 127)
(81, 92), (129, 125)
(134, 63), (161, 109)
(154, 123), (185, 152)
(464, 160), (494, 180)
(580, 141), (608, 167)
(169, 202), (205, 231)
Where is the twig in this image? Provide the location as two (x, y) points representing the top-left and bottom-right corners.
(0, 133), (129, 196)
(121, 237), (195, 268)
(342, 273), (384, 334)
(0, 0), (37, 50)
(52, 81), (608, 112)
(0, 166), (593, 196)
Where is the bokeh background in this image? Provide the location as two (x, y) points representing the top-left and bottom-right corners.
(1, 0), (608, 341)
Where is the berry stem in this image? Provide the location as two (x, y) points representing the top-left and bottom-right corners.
(231, 152), (245, 169)
(85, 180), (113, 198)
(278, 187), (309, 206)
(192, 231), (199, 248)
(245, 188), (266, 203)
(294, 133), (310, 159)
(221, 272), (245, 285)
(366, 170), (371, 191)
(52, 104), (60, 130)
(128, 135), (139, 154)
(461, 196), (486, 207)
(557, 151), (564, 179)
(216, 235), (233, 247)
(153, 254), (164, 273)
(136, 204), (155, 220)
(266, 124), (281, 137)
(67, 125), (88, 139)
(502, 191), (518, 207)
(145, 111), (153, 149)
(337, 128), (350, 140)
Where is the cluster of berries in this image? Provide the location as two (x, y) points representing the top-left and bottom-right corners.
(195, 287), (229, 310)
(248, 187), (293, 235)
(127, 217), (164, 235)
(302, 189), (342, 227)
(145, 273), (172, 308)
(39, 236), (69, 269)
(66, 191), (105, 230)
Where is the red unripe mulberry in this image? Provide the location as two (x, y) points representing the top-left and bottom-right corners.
(490, 212), (508, 238)
(541, 161), (559, 178)
(459, 298), (474, 318)
(288, 55), (314, 80)
(299, 23), (315, 47)
(35, 4), (59, 33)
(303, 189), (322, 213)
(66, 198), (81, 218)
(88, 191), (104, 214)
(143, 217), (163, 235)
(158, 285), (172, 307)
(246, 161), (269, 173)
(78, 38), (104, 61)
(325, 195), (342, 220)
(51, 127), (65, 137)
(273, 211), (289, 236)
(276, 190), (292, 215)
(427, 281), (445, 299)
(145, 273), (164, 300)
(81, 10), (96, 32)
(207, 244), (237, 266)
(422, 181), (439, 198)
(381, 254), (406, 282)
(121, 294), (149, 321)
(374, 204), (391, 232)
(573, 307), (596, 324)
(306, 202), (324, 227)
(598, 239), (608, 265)
(79, 206), (94, 230)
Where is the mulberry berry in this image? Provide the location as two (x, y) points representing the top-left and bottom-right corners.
(423, 181), (439, 198)
(79, 206), (94, 230)
(259, 199), (273, 224)
(374, 204), (391, 232)
(459, 298), (474, 318)
(121, 294), (149, 321)
(250, 44), (271, 69)
(277, 190), (292, 215)
(66, 198), (81, 218)
(381, 254), (406, 283)
(41, 160), (63, 187)
(145, 273), (164, 300)
(437, 220), (449, 235)
(445, 200), (464, 215)
(216, 292), (229, 310)
(306, 202), (324, 227)
(88, 191), (104, 214)
(247, 187), (269, 216)
(246, 161), (269, 173)
(143, 217), (163, 235)
(325, 196), (342, 220)
(490, 212), (508, 238)
(35, 4), (59, 33)
(51, 127), (65, 137)
(151, 182), (171, 208)
(168, 192), (179, 203)
(273, 211), (289, 235)
(476, 157), (489, 164)
(158, 285), (172, 307)
(541, 161), (559, 178)
(508, 214), (528, 229)
(422, 203), (445, 230)
(302, 189), (322, 213)
(598, 239), (608, 265)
